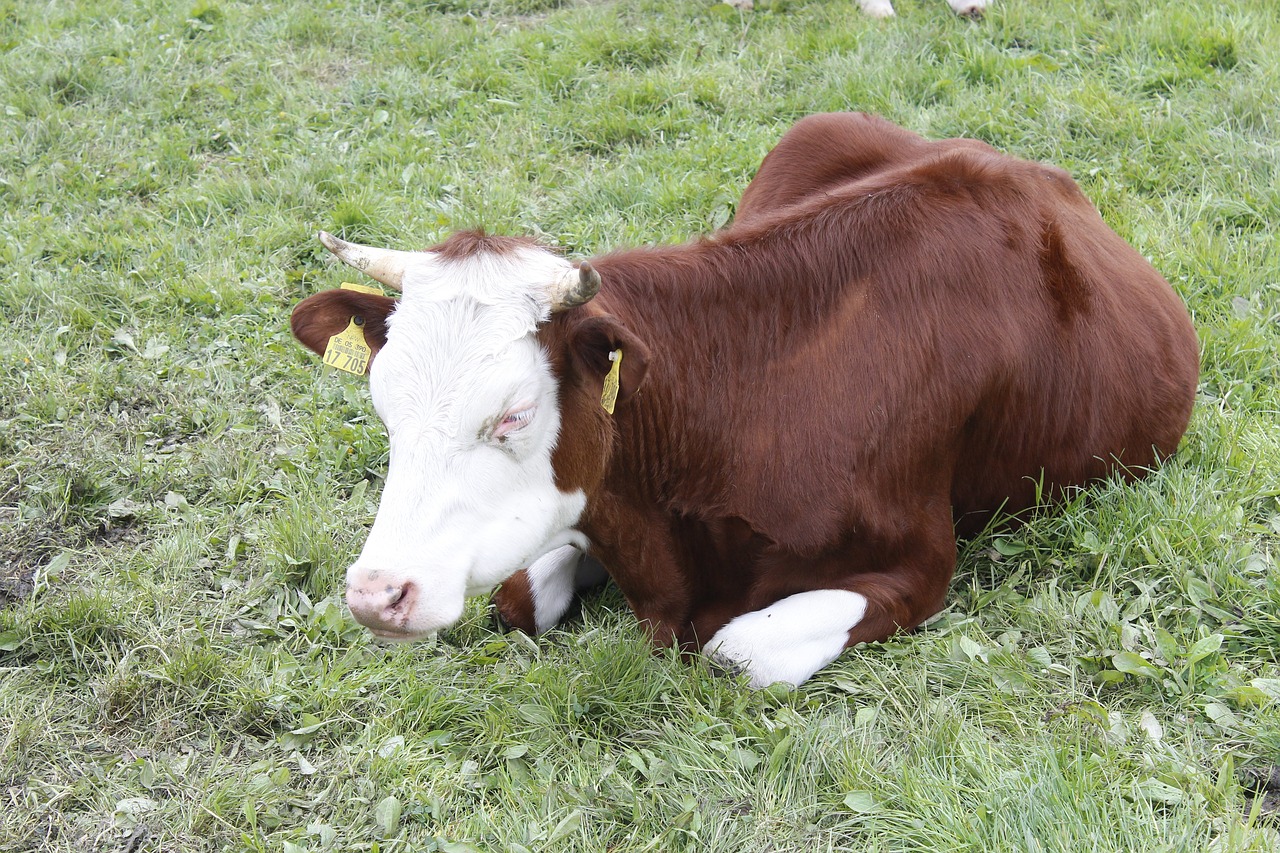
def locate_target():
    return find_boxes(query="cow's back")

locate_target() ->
[734,113,996,226]
[601,116,1198,547]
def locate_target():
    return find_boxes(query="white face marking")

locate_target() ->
[343,244,590,640]
[706,590,869,688]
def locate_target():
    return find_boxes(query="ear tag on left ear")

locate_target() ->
[601,349,623,415]
[323,316,372,375]
[340,281,382,295]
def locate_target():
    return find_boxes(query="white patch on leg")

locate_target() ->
[527,545,585,634]
[859,0,895,18]
[947,0,987,16]
[707,590,869,689]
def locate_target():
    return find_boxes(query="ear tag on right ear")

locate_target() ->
[600,349,623,415]
[323,316,372,375]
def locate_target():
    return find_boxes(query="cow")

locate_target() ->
[724,0,989,19]
[290,112,1199,688]
[862,0,988,18]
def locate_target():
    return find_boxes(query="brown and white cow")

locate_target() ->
[291,112,1198,688]
[860,0,988,18]
[725,0,988,19]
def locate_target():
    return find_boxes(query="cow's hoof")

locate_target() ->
[707,652,746,680]
[491,572,538,634]
[950,0,986,18]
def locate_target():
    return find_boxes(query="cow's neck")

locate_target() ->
[584,223,855,515]
[594,213,865,361]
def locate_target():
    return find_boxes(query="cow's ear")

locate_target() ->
[566,314,650,407]
[291,290,397,363]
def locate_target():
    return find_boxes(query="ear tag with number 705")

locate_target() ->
[322,282,381,375]
[323,316,371,375]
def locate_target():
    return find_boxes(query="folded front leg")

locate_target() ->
[491,546,607,634]
[706,590,871,688]
[859,0,896,18]
[946,0,987,18]
[705,512,955,688]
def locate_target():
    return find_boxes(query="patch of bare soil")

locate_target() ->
[0,522,44,605]
[0,561,34,605]
[1239,766,1280,823]
[0,513,144,606]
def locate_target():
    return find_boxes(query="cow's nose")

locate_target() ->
[346,578,418,634]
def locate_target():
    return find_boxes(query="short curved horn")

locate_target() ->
[549,262,601,312]
[317,231,413,291]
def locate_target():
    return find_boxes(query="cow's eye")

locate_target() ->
[494,405,536,439]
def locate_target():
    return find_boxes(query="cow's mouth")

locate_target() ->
[367,626,426,642]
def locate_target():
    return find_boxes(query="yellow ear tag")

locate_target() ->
[321,282,382,375]
[323,318,372,375]
[600,349,623,415]
[340,281,383,295]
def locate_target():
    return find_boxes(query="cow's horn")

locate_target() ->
[549,262,601,312]
[317,231,411,291]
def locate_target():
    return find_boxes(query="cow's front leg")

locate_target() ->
[858,0,895,17]
[707,513,955,688]
[706,590,871,688]
[946,0,987,18]
[491,546,606,634]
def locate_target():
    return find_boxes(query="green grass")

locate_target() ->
[2,0,1279,850]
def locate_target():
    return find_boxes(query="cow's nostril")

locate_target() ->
[347,577,420,634]
[386,582,415,614]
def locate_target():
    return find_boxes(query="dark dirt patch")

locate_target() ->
[1240,766,1280,791]
[1239,766,1280,823]
[0,566,34,605]
[117,823,152,853]
[90,508,146,547]
[0,529,53,574]
[0,538,42,605]
[0,506,145,606]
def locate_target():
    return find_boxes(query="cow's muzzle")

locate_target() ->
[345,577,420,638]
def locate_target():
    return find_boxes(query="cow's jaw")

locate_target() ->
[341,244,590,640]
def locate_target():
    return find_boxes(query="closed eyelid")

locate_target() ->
[493,403,537,439]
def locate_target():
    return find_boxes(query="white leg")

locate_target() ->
[524,545,586,634]
[947,0,988,17]
[859,0,895,18]
[706,590,869,689]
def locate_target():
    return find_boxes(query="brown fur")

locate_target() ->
[431,229,541,261]
[291,290,398,366]
[495,112,1198,650]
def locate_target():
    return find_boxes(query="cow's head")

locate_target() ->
[291,231,647,640]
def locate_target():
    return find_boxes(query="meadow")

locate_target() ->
[1,0,1278,849]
